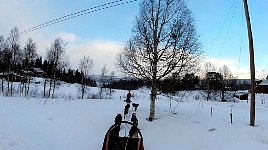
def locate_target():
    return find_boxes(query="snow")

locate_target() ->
[0,82,268,150]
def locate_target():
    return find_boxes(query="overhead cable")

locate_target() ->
[19,0,138,36]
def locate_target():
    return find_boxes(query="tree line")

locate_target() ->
[1,27,253,100]
[0,27,97,98]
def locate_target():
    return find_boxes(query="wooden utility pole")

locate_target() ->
[243,0,256,126]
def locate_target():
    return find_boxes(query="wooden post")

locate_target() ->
[170,96,172,110]
[230,113,233,124]
[243,0,256,127]
[230,109,233,124]
[211,107,213,117]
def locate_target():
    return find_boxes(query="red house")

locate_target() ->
[233,92,249,100]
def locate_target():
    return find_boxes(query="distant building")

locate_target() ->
[0,72,25,82]
[233,92,249,100]
[256,80,268,94]
[30,67,46,77]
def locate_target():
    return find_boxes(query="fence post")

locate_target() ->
[230,110,233,124]
[211,107,213,117]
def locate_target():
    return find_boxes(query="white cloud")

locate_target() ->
[200,57,237,75]
[67,39,123,75]
[0,1,126,76]
[205,58,236,68]
[54,32,77,43]
[19,30,124,76]
[0,0,36,37]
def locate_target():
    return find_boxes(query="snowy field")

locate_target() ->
[0,83,268,150]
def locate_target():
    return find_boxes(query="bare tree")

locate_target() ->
[218,65,234,101]
[203,62,217,77]
[7,27,21,96]
[79,56,93,99]
[100,64,108,99]
[46,38,68,98]
[0,37,12,94]
[204,65,234,102]
[205,72,223,101]
[22,38,37,97]
[0,35,5,93]
[117,0,201,121]
[109,71,115,95]
[218,65,233,80]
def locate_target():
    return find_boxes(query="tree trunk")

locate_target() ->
[24,72,29,97]
[52,79,56,99]
[149,52,157,121]
[20,77,24,95]
[7,77,10,95]
[43,79,47,98]
[24,79,27,97]
[221,90,224,102]
[1,72,4,93]
[81,84,85,99]
[1,78,3,93]
[26,78,31,97]
[48,78,53,98]
[221,84,225,102]
[10,77,13,96]
[100,87,102,99]
[149,17,159,121]
[149,83,157,121]
[207,81,210,101]
[81,77,85,99]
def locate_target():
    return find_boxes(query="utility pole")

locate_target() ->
[243,0,256,126]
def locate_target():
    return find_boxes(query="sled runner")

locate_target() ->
[102,121,144,150]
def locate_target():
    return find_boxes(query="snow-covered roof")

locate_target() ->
[32,67,45,73]
[259,80,268,86]
[234,92,249,96]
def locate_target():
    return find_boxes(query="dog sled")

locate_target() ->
[102,120,144,150]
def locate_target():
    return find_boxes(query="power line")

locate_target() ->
[206,0,237,55]
[237,1,244,78]
[19,0,138,36]
[215,0,238,65]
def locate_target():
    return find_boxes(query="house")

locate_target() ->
[233,92,249,100]
[256,80,268,94]
[31,67,46,77]
[0,72,25,82]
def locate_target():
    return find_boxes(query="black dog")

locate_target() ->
[131,113,138,126]
[124,104,130,117]
[111,114,122,136]
[132,103,139,111]
[114,114,122,125]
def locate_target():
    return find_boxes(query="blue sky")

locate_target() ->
[0,0,267,79]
